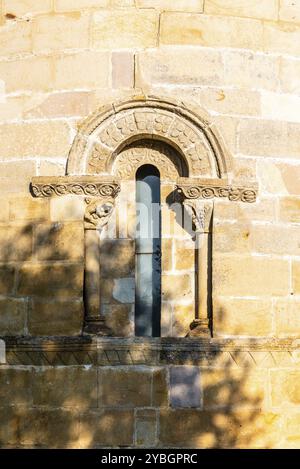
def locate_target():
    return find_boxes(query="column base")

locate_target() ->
[83,317,112,336]
[187,319,211,338]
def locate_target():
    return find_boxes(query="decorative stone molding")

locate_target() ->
[3,337,300,367]
[31,176,120,198]
[177,178,258,203]
[183,199,214,234]
[84,197,115,230]
[67,95,233,179]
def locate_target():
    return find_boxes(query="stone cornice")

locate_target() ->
[2,337,300,367]
[31,176,121,198]
[176,178,258,203]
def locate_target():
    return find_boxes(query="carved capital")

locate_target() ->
[84,197,115,230]
[183,199,213,233]
[177,178,258,203]
[31,176,120,199]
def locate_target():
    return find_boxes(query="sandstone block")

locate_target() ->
[34,222,84,261]
[257,161,300,196]
[0,224,32,261]
[162,238,173,271]
[250,224,300,256]
[194,87,261,117]
[9,196,49,221]
[279,197,300,223]
[28,298,84,335]
[54,51,109,90]
[39,160,66,177]
[160,13,263,50]
[152,368,169,407]
[101,304,134,337]
[99,367,152,407]
[17,262,83,298]
[213,256,289,296]
[20,408,80,447]
[0,368,32,405]
[136,48,224,88]
[170,366,201,408]
[91,9,159,48]
[100,239,135,278]
[213,221,252,254]
[202,368,267,409]
[274,299,300,337]
[0,16,31,56]
[292,261,300,294]
[79,409,134,447]
[261,90,300,124]
[0,121,70,159]
[224,50,279,92]
[136,0,204,11]
[24,91,90,119]
[0,161,37,194]
[214,297,273,337]
[213,198,276,222]
[33,12,90,52]
[204,0,278,21]
[279,0,300,23]
[135,409,157,447]
[173,303,194,337]
[50,196,85,222]
[32,367,97,408]
[0,298,27,336]
[174,239,195,271]
[112,51,134,89]
[5,0,52,16]
[162,274,192,301]
[0,265,15,295]
[280,57,300,95]
[263,21,300,56]
[55,0,109,10]
[239,119,300,158]
[271,371,300,407]
[0,56,53,93]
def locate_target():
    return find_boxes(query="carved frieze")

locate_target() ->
[31,176,120,198]
[177,178,258,203]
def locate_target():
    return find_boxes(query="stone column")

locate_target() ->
[183,199,213,337]
[84,197,116,334]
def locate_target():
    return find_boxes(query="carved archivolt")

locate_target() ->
[67,95,233,179]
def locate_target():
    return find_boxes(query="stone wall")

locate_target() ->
[0,0,300,448]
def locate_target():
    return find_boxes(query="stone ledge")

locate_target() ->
[30,176,120,198]
[2,337,300,367]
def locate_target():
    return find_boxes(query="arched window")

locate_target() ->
[135,165,161,337]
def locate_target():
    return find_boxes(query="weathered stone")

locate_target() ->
[173,304,194,337]
[39,160,66,177]
[279,197,300,223]
[271,371,300,407]
[0,161,37,195]
[34,222,84,261]
[174,239,195,271]
[250,224,300,256]
[137,0,204,11]
[263,21,300,56]
[102,304,134,336]
[100,239,135,278]
[0,16,31,56]
[24,92,90,119]
[54,51,109,89]
[160,13,263,50]
[214,298,273,337]
[0,298,27,336]
[274,299,300,337]
[170,366,201,408]
[0,56,53,93]
[79,409,134,447]
[213,198,276,222]
[162,274,193,301]
[28,299,84,335]
[91,9,159,48]
[19,408,80,448]
[161,238,173,271]
[135,409,157,447]
[292,261,300,294]
[5,0,52,16]
[204,0,278,20]
[0,121,70,159]
[17,263,83,298]
[55,0,109,10]
[112,51,134,89]
[112,278,135,304]
[153,368,169,407]
[0,265,15,295]
[258,161,300,196]
[261,90,300,124]
[202,368,267,409]
[0,368,32,405]
[213,256,290,296]
[32,367,97,408]
[280,56,300,95]
[279,0,300,23]
[136,48,224,88]
[33,12,90,52]
[0,224,32,261]
[50,196,85,222]
[239,119,300,158]
[9,196,49,221]
[99,367,152,407]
